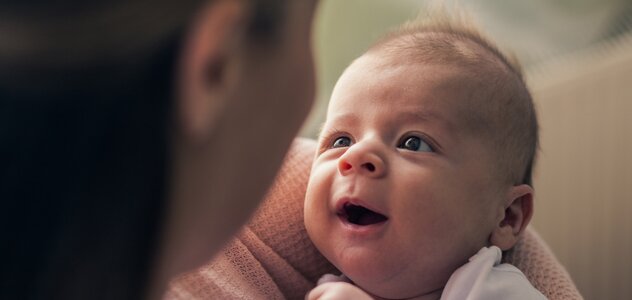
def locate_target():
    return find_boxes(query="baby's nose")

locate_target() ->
[338,150,386,178]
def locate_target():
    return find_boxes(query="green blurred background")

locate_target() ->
[305,0,632,137]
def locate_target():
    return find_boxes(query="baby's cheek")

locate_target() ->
[304,183,331,237]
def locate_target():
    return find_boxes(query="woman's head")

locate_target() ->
[0,1,318,299]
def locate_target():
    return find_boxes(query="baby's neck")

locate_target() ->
[368,287,443,300]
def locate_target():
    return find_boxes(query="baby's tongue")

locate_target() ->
[357,211,387,225]
[346,204,388,225]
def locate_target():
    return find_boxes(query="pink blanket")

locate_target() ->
[165,138,582,299]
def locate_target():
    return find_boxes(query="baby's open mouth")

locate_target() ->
[338,203,388,226]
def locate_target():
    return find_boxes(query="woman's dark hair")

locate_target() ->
[1,26,181,300]
[0,1,287,299]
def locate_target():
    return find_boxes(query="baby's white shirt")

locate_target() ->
[317,246,547,299]
[440,246,547,300]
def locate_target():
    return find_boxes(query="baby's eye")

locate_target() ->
[332,136,352,148]
[398,136,433,152]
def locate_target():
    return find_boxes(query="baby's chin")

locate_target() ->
[335,259,448,300]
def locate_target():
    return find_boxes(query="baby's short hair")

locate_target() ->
[366,6,539,186]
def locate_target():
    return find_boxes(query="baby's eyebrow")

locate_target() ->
[397,110,456,149]
[322,113,360,130]
[318,126,338,141]
[317,113,359,143]
[400,110,441,123]
[398,110,452,130]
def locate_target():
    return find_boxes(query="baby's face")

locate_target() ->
[304,54,506,299]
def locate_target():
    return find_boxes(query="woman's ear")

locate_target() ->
[177,0,246,140]
[490,184,534,250]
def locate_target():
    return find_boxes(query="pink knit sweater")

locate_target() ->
[165,138,582,300]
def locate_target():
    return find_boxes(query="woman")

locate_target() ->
[0,0,318,299]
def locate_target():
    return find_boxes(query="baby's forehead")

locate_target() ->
[339,54,491,118]
[331,68,486,141]
[368,41,516,122]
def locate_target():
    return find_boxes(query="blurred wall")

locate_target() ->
[303,0,419,137]
[528,34,632,300]
[304,0,630,137]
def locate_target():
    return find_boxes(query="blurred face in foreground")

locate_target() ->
[158,0,319,289]
[305,52,508,299]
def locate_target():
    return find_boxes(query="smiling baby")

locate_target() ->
[304,11,546,300]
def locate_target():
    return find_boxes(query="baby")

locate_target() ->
[303,11,547,300]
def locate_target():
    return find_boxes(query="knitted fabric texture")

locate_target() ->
[165,138,582,300]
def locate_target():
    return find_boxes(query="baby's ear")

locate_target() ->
[490,184,534,250]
